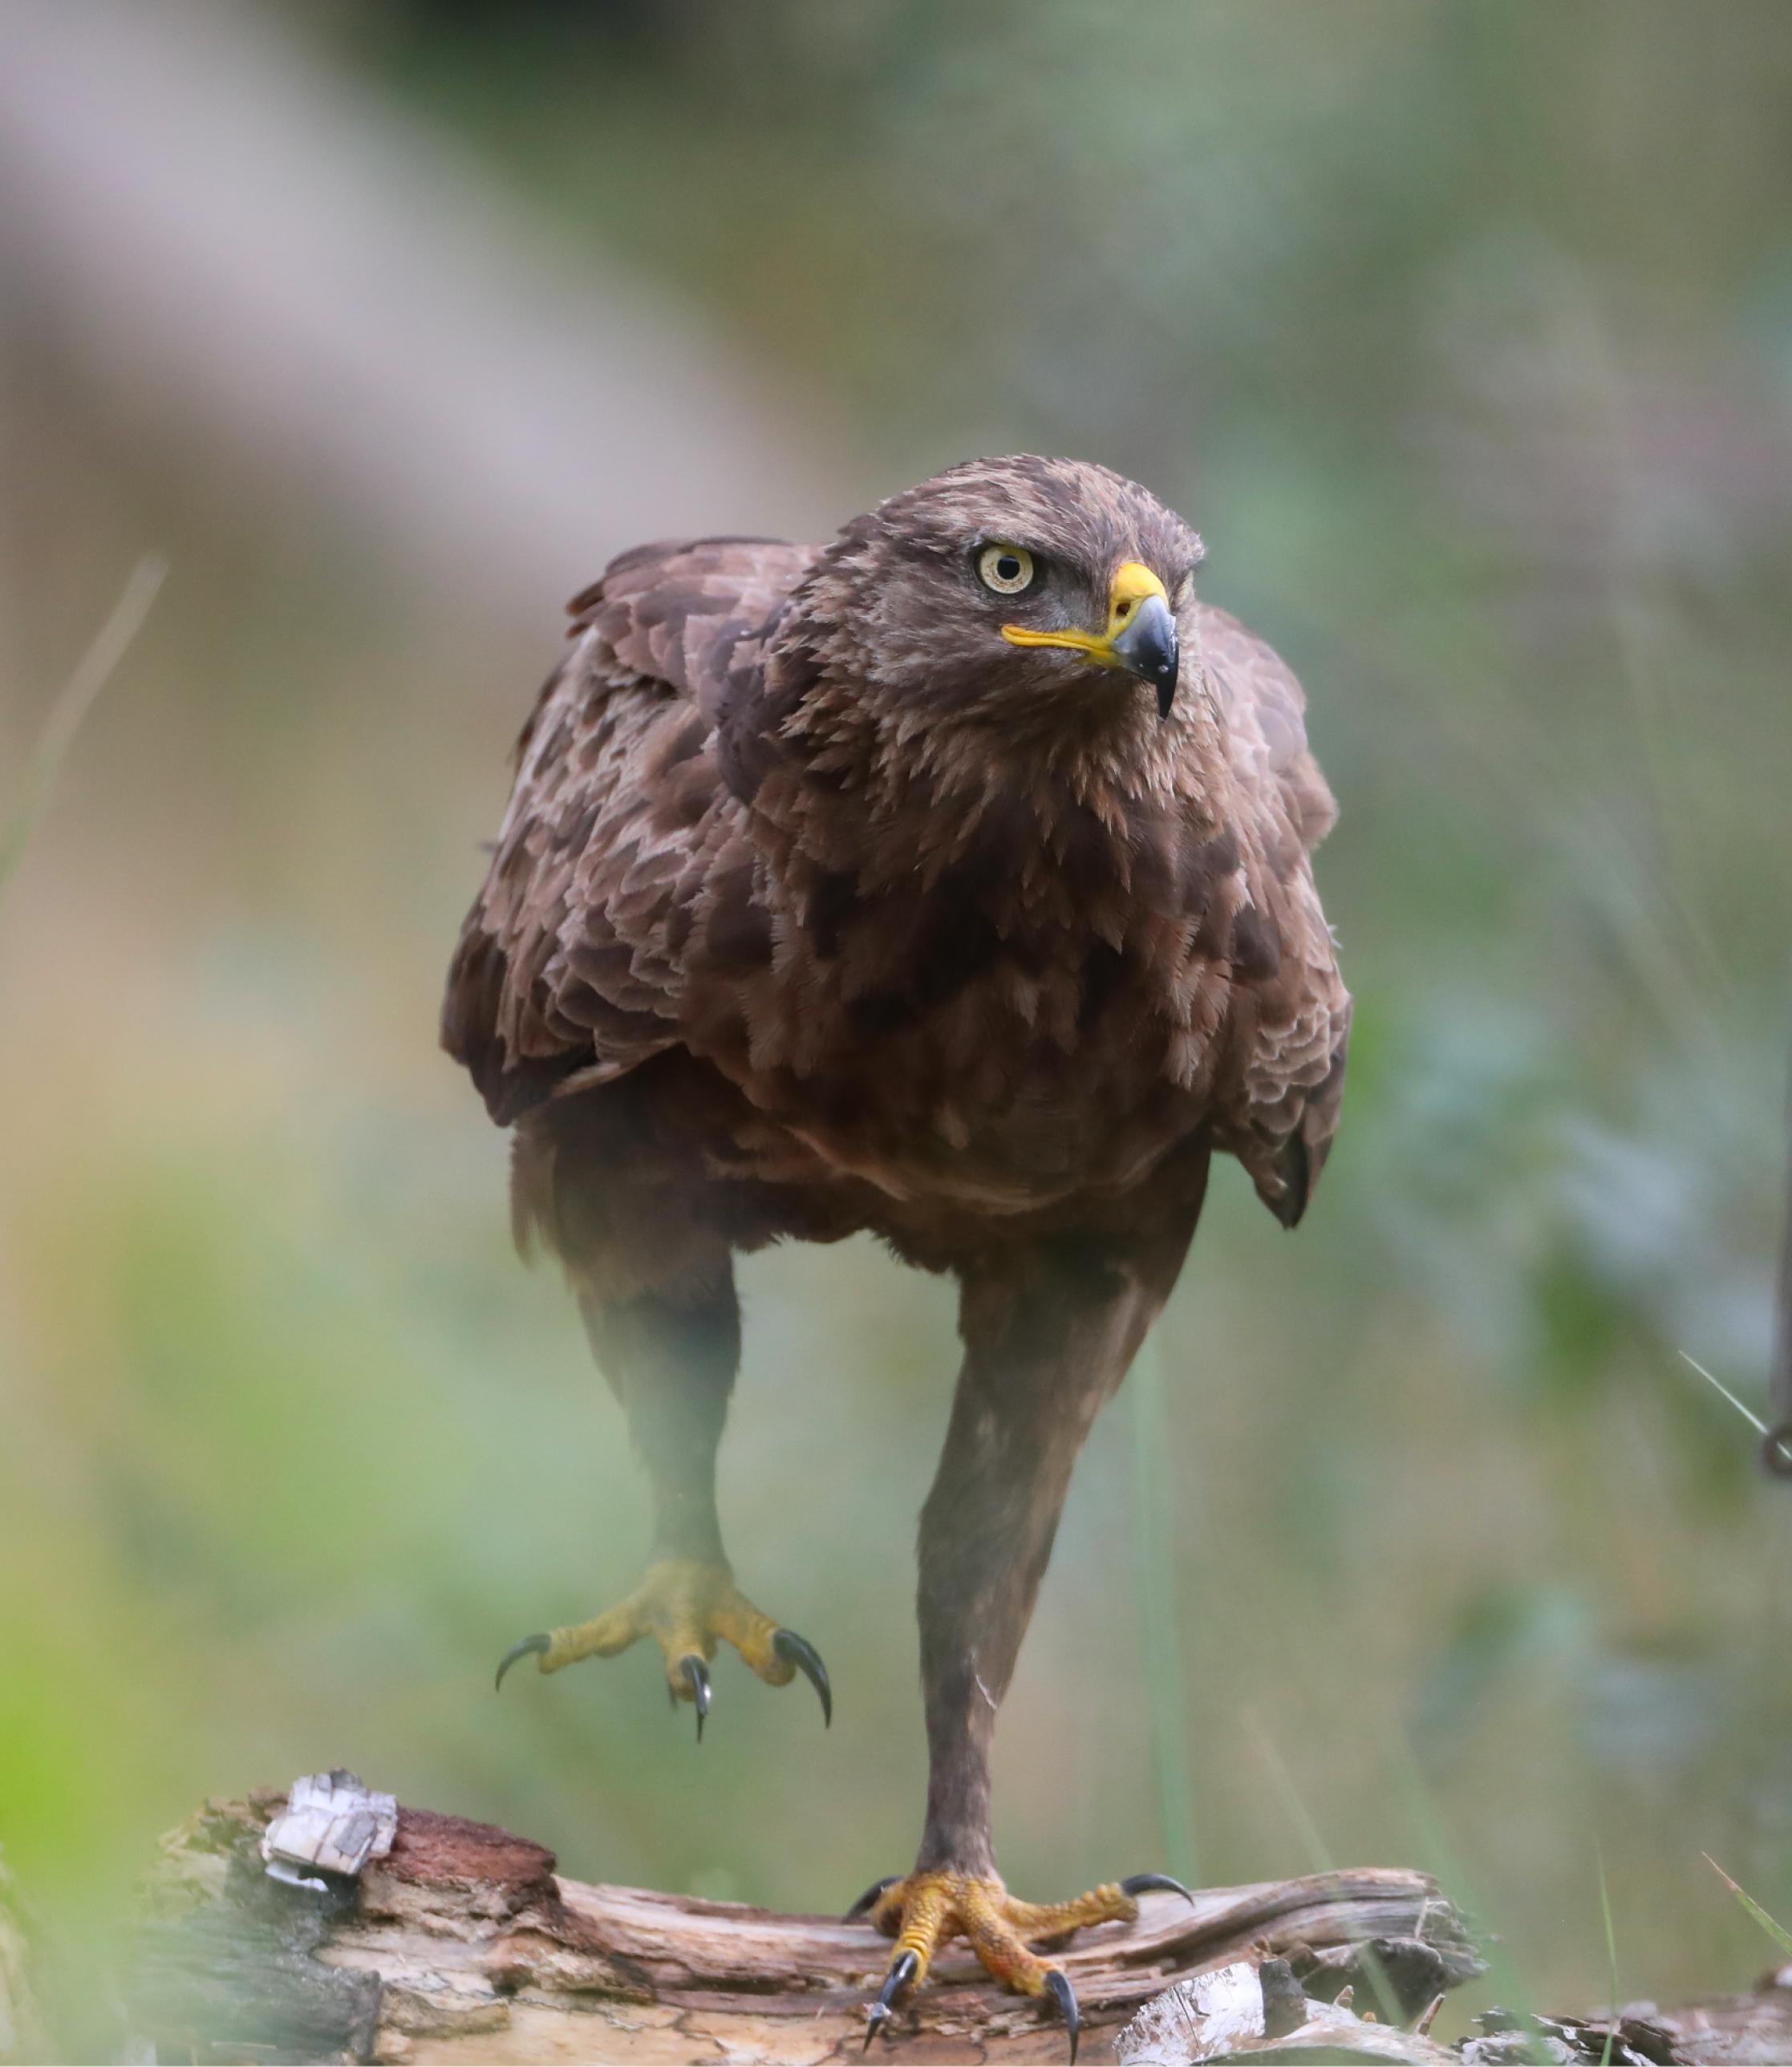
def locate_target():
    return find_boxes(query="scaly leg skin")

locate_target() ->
[495,1556,829,1737]
[849,1870,1193,2060]
[858,1193,1207,2059]
[494,1279,828,1737]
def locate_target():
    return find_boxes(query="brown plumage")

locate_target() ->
[443,455,1349,2041]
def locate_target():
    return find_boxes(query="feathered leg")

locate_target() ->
[857,1163,1207,2055]
[496,1104,829,1732]
[584,1283,738,1571]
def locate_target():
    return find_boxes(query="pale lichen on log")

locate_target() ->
[1115,1956,1464,2063]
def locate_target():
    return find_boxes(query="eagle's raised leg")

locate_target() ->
[855,1188,1205,2057]
[495,1277,829,1734]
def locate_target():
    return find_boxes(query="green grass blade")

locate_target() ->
[1245,1710,1405,2028]
[1129,1336,1198,1887]
[1388,1733,1546,2052]
[1704,1854,1792,1959]
[1595,1838,1618,2067]
[1244,1705,1335,1876]
[0,556,168,901]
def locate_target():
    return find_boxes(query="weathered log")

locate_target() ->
[125,1776,1484,2065]
[1114,1956,1462,2064]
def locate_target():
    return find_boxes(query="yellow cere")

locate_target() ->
[1001,559,1168,666]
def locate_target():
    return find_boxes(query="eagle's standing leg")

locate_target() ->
[854,1183,1206,2055]
[495,1271,830,1733]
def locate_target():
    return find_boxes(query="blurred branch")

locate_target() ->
[0,556,165,902]
[0,2,839,625]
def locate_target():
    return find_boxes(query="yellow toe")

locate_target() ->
[862,1870,1141,1996]
[501,1558,827,1721]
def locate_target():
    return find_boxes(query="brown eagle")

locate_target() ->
[443,456,1349,2053]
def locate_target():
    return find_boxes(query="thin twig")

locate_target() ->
[1677,1351,1768,1437]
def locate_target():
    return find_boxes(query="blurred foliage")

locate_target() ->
[5,0,1792,2041]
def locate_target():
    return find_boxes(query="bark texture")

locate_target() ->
[128,1787,1482,2065]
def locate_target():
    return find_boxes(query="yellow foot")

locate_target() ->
[494,1557,829,1738]
[847,1867,1192,2061]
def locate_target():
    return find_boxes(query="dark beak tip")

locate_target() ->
[1113,590,1178,718]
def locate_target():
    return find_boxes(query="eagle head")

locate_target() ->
[783,455,1205,733]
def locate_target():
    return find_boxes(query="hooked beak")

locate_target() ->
[1001,561,1180,719]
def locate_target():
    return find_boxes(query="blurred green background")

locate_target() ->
[3,0,1791,2041]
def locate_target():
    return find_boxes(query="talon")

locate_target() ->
[1120,1870,1196,1907]
[863,1950,918,2049]
[845,1874,900,1923]
[495,1632,551,1692]
[680,1654,712,1740]
[1044,1968,1080,2065]
[773,1627,833,1726]
[500,1562,813,1722]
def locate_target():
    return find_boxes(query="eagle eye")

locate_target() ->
[976,543,1036,596]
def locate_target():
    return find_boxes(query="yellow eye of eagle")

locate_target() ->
[977,543,1035,595]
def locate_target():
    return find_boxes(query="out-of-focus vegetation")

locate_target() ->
[3,0,1790,2042]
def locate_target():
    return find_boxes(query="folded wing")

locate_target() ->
[441,537,815,1124]
[1198,602,1352,1226]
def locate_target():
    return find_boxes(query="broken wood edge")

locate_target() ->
[126,1785,1486,2064]
[1114,1956,1466,2065]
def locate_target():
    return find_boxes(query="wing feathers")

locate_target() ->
[444,541,1349,1233]
[1196,601,1351,1222]
[441,537,813,1122]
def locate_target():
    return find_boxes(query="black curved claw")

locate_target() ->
[862,1950,918,2050]
[1044,1967,1080,2065]
[773,1627,833,1726]
[844,1874,900,1923]
[680,1654,712,1741]
[1120,1871,1197,1907]
[495,1632,550,1692]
